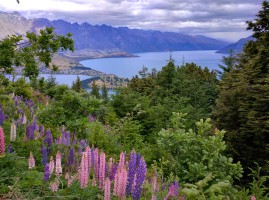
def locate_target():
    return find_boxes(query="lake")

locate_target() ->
[80,50,226,78]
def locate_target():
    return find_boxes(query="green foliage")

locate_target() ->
[90,81,100,98]
[71,76,83,93]
[0,27,74,80]
[156,113,243,190]
[213,1,269,180]
[216,49,238,79]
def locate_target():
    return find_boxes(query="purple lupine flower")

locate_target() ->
[0,106,5,126]
[110,163,118,181]
[26,123,35,140]
[68,148,74,166]
[126,151,137,195]
[44,130,53,147]
[174,181,179,196]
[132,158,147,200]
[136,153,141,167]
[8,144,14,153]
[61,131,70,146]
[44,163,50,181]
[41,145,48,166]
[39,125,45,135]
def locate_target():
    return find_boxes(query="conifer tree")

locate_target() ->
[90,81,100,99]
[213,1,269,180]
[101,83,109,102]
[72,76,83,93]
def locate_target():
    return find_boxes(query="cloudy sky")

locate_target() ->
[0,0,264,42]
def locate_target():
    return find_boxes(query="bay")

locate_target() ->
[80,50,226,78]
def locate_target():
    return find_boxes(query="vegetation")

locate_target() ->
[0,1,269,199]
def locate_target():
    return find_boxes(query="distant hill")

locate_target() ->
[0,12,229,53]
[216,36,254,54]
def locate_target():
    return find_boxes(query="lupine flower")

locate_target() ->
[41,145,48,166]
[108,157,113,176]
[44,163,50,181]
[28,151,35,169]
[132,158,147,200]
[92,176,97,186]
[104,177,111,200]
[44,130,53,147]
[0,107,5,126]
[113,166,128,199]
[68,148,74,166]
[50,179,59,192]
[119,152,125,170]
[80,152,89,188]
[49,156,55,176]
[251,195,256,200]
[55,151,62,177]
[110,163,118,181]
[94,148,99,181]
[86,146,92,171]
[151,174,158,200]
[61,131,70,146]
[10,121,16,141]
[99,151,106,189]
[22,113,27,124]
[89,114,96,122]
[126,151,137,195]
[8,144,14,153]
[0,127,5,155]
[26,123,35,140]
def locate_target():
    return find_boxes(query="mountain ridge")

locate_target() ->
[0,12,229,53]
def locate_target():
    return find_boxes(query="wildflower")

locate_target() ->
[44,163,50,181]
[99,151,106,189]
[126,151,137,195]
[113,166,128,199]
[44,130,53,147]
[49,156,55,176]
[41,145,48,166]
[55,151,62,177]
[80,152,89,188]
[86,146,92,171]
[10,121,16,141]
[22,113,27,124]
[50,179,59,192]
[8,144,14,153]
[251,195,256,200]
[132,158,146,200]
[0,107,5,126]
[118,152,125,170]
[68,148,74,166]
[26,123,35,140]
[28,151,35,169]
[94,148,99,181]
[104,177,111,200]
[0,127,5,155]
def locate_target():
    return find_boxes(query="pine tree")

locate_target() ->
[213,1,269,181]
[101,82,109,102]
[90,81,100,98]
[71,76,82,93]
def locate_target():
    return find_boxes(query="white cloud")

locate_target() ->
[0,0,264,41]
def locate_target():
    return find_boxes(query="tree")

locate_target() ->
[213,1,269,181]
[71,76,83,93]
[90,81,100,99]
[216,49,238,79]
[101,83,109,102]
[0,27,74,80]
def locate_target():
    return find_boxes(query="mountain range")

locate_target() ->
[216,36,254,54]
[0,11,229,53]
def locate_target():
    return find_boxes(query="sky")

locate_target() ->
[0,0,265,42]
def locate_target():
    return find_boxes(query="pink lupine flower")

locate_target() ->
[55,151,62,177]
[50,179,59,192]
[28,151,35,169]
[104,177,111,200]
[49,156,55,176]
[251,195,256,200]
[65,172,70,180]
[99,151,106,189]
[108,157,113,177]
[80,152,89,188]
[22,113,27,124]
[94,148,99,182]
[10,121,16,141]
[118,152,125,170]
[151,175,158,200]
[86,146,92,171]
[113,166,128,199]
[0,127,5,155]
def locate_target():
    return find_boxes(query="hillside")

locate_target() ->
[216,36,254,54]
[1,12,229,53]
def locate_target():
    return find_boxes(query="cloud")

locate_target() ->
[0,0,264,41]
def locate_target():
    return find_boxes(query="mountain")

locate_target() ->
[216,36,254,54]
[0,12,229,53]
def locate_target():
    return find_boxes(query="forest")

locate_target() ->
[0,1,268,199]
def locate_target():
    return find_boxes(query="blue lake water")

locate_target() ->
[80,50,226,78]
